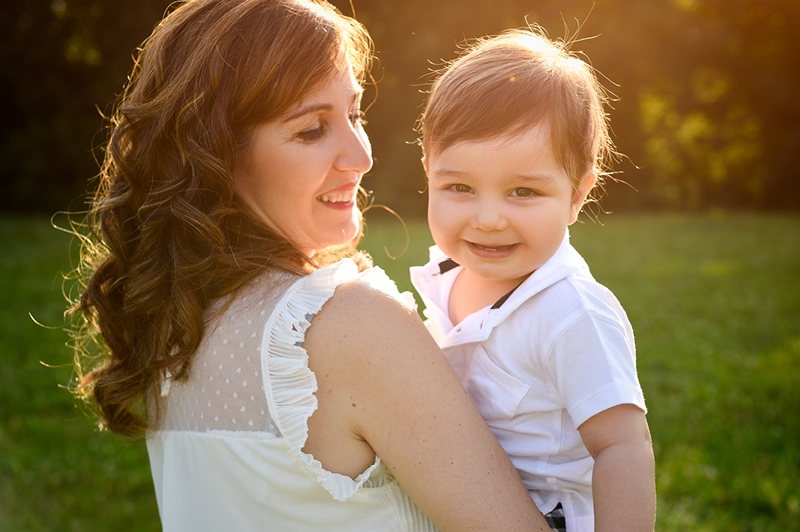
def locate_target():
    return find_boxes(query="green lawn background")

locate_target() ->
[1,213,798,530]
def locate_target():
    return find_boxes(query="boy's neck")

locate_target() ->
[448,268,529,326]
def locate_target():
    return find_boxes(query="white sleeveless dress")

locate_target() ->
[147,260,438,531]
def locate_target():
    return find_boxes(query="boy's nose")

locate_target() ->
[470,202,508,231]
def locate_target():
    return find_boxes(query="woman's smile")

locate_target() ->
[317,182,359,207]
[233,65,372,255]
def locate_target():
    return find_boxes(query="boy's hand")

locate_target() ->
[578,404,656,532]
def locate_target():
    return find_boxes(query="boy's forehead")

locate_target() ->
[426,124,568,183]
[427,117,553,154]
[429,123,554,161]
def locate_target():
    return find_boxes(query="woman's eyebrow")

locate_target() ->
[282,87,364,123]
[282,103,333,123]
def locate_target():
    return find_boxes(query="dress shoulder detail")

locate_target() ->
[260,259,401,501]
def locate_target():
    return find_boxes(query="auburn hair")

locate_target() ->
[69,0,373,437]
[419,28,613,190]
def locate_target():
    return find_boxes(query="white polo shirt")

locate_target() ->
[410,231,646,532]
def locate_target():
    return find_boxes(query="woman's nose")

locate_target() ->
[335,123,373,174]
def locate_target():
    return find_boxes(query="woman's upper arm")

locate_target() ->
[304,281,549,532]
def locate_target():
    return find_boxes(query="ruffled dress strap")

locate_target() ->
[260,259,406,502]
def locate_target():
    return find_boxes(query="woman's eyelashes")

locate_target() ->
[295,109,364,143]
[296,123,326,142]
[349,109,366,127]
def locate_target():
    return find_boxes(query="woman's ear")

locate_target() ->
[568,171,597,224]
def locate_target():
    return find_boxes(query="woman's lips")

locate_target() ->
[317,184,358,209]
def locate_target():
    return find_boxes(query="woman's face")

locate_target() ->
[233,67,372,255]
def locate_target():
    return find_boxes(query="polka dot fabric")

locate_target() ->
[147,261,441,530]
[160,272,298,436]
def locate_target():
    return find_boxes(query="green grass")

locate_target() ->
[567,214,800,530]
[2,213,799,530]
[0,215,159,532]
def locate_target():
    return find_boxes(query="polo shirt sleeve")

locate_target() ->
[545,311,646,428]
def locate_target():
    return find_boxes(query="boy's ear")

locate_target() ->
[569,171,597,225]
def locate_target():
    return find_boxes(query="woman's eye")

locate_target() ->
[349,109,366,127]
[511,187,535,197]
[297,125,325,142]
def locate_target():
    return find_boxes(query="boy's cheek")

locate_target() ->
[428,196,455,227]
[427,199,456,243]
[427,193,443,218]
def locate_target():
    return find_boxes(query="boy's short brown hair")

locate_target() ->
[420,28,612,190]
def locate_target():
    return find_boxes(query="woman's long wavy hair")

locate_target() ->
[69,0,373,437]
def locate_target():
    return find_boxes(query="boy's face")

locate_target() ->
[425,124,594,291]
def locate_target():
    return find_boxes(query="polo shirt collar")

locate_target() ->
[410,230,591,347]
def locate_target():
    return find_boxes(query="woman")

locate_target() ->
[70,1,550,530]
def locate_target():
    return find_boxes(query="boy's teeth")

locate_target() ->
[474,242,515,251]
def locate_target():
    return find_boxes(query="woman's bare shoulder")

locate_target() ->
[303,277,548,531]
[306,276,424,355]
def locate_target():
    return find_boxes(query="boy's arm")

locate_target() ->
[578,404,656,532]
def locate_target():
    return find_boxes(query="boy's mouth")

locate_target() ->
[471,242,516,252]
[467,241,519,258]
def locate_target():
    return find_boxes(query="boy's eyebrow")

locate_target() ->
[431,168,559,185]
[516,173,557,184]
[428,168,467,179]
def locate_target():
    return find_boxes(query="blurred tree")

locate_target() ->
[332,0,610,217]
[1,0,797,214]
[609,0,800,210]
[682,0,800,210]
[334,0,800,214]
[0,0,171,213]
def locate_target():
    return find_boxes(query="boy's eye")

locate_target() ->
[511,187,536,198]
[449,184,472,193]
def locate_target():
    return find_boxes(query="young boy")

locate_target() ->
[410,30,656,532]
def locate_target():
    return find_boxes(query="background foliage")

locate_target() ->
[2,214,799,530]
[2,1,799,529]
[1,0,798,214]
